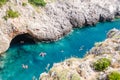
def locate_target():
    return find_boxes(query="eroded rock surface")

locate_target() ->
[0,0,120,53]
[40,29,120,80]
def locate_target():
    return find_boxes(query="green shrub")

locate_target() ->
[22,2,27,6]
[71,73,81,80]
[93,58,111,71]
[28,0,46,7]
[108,71,120,80]
[0,0,7,7]
[4,9,20,20]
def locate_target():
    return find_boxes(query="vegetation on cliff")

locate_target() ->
[0,0,7,7]
[28,0,46,7]
[22,2,27,6]
[108,71,120,80]
[93,58,111,71]
[4,9,20,20]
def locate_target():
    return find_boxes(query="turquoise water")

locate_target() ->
[0,20,120,80]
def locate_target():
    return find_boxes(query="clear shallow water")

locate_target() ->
[0,20,120,80]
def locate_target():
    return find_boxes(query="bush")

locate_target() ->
[108,71,120,80]
[0,0,7,7]
[93,58,111,71]
[22,2,27,6]
[28,0,46,7]
[71,73,81,80]
[4,9,20,20]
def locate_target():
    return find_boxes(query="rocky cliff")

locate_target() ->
[40,29,120,80]
[0,0,120,53]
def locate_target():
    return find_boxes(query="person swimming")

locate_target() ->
[22,64,28,69]
[79,45,84,51]
[20,41,24,44]
[45,63,50,71]
[61,50,64,53]
[39,52,46,57]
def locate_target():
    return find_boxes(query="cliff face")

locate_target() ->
[40,29,120,80]
[0,0,120,53]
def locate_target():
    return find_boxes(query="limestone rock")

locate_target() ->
[0,30,10,53]
[0,0,120,53]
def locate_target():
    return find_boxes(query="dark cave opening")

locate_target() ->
[10,33,36,47]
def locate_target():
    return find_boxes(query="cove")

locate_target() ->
[0,20,120,80]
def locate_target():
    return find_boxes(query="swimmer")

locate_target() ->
[39,52,46,57]
[32,76,37,80]
[61,50,64,53]
[22,64,25,69]
[25,65,28,69]
[45,64,50,71]
[20,41,24,44]
[79,45,84,51]
[22,64,28,69]
[79,47,83,51]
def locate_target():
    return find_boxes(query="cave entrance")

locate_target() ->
[10,33,36,47]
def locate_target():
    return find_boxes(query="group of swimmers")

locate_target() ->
[22,52,46,69]
[22,46,84,69]
[22,64,28,69]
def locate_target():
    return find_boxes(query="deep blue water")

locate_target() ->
[0,20,120,80]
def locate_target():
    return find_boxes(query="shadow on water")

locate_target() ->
[10,33,36,48]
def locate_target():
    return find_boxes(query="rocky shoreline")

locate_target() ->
[40,28,120,80]
[0,0,120,53]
